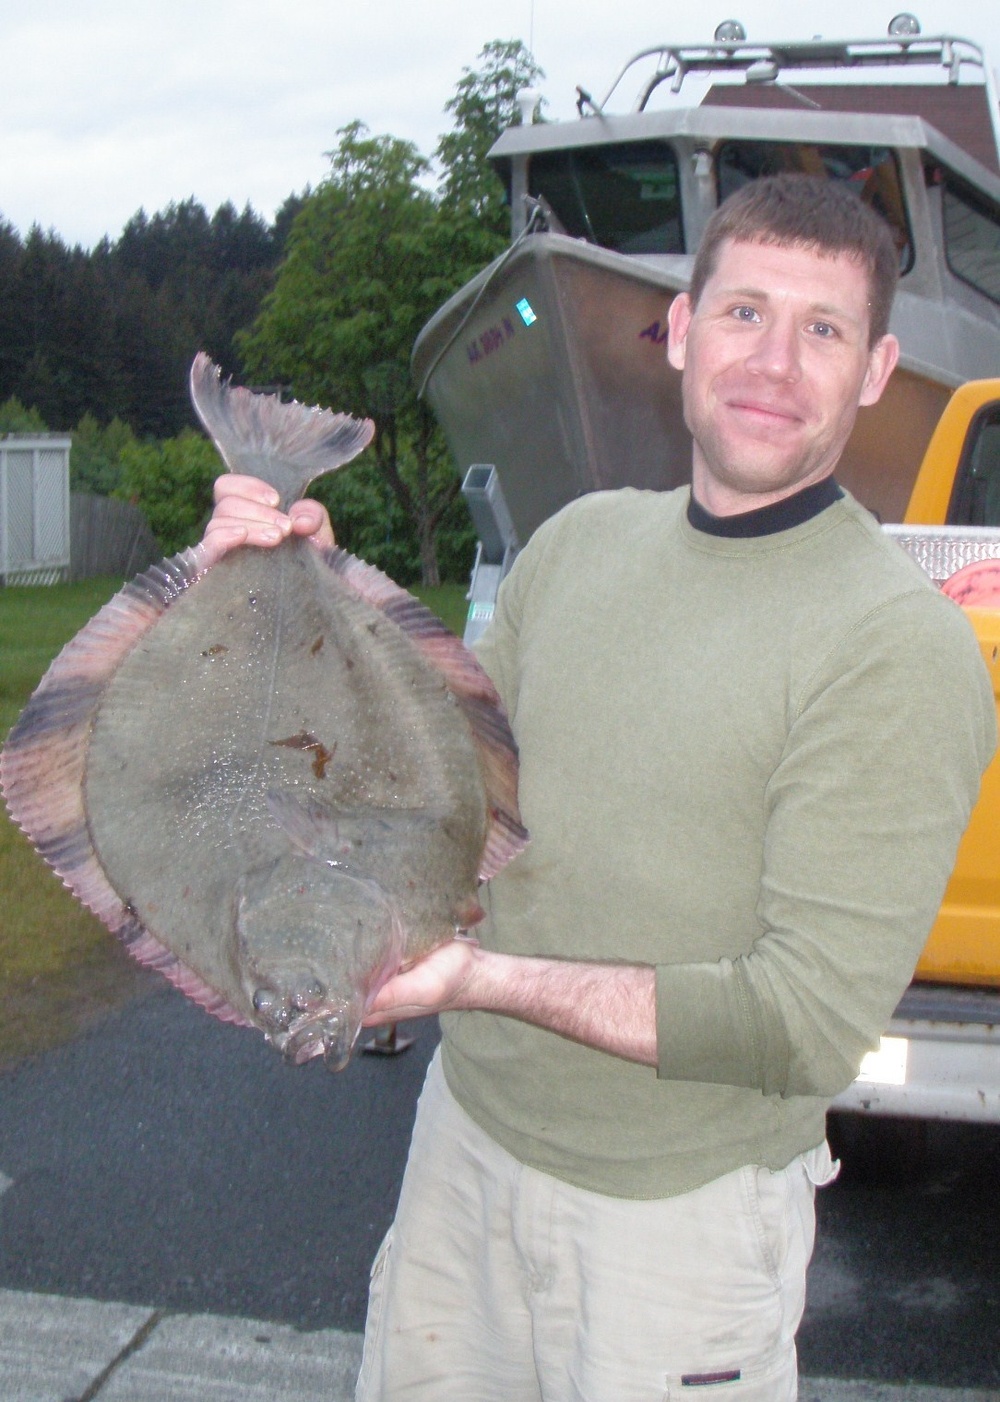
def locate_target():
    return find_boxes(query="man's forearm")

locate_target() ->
[455,947,658,1067]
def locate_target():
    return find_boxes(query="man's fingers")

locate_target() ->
[212,474,280,508]
[202,475,336,561]
[198,522,249,569]
[288,501,335,549]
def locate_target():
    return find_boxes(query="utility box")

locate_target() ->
[0,435,72,585]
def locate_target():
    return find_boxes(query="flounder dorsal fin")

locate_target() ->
[0,550,253,1030]
[190,353,375,511]
[322,548,529,881]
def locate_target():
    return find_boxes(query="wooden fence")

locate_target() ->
[70,494,160,582]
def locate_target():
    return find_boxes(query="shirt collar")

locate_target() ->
[687,476,844,539]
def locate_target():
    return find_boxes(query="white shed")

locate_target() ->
[0,435,72,585]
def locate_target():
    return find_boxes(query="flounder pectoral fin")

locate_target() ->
[452,895,486,930]
[266,789,443,863]
[320,550,530,881]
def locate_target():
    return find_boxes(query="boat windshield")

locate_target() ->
[940,172,1000,304]
[525,136,915,270]
[527,141,684,254]
[717,141,914,271]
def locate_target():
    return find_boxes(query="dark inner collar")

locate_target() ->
[687,476,844,538]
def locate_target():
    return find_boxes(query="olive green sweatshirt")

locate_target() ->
[440,486,996,1199]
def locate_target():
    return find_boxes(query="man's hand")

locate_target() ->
[364,941,659,1068]
[200,474,335,567]
[364,937,481,1024]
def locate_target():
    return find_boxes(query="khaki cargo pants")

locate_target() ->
[356,1051,836,1402]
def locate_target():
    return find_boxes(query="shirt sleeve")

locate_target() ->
[655,589,997,1098]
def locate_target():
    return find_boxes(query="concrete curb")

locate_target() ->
[1,1288,362,1402]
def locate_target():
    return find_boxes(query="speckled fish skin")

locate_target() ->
[0,355,528,1070]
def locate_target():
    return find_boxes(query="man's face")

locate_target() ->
[667,237,899,516]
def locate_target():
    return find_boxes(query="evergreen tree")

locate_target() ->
[0,396,48,435]
[0,221,26,404]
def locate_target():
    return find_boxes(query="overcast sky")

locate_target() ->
[3,0,998,250]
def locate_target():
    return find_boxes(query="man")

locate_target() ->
[203,176,995,1400]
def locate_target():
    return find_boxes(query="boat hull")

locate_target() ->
[414,233,958,538]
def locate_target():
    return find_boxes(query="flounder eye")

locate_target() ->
[253,987,291,1028]
[290,979,326,1010]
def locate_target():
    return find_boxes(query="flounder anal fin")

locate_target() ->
[189,353,375,511]
[321,547,529,882]
[0,545,252,1031]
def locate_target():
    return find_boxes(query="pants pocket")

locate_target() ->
[354,1229,393,1401]
[663,1338,797,1400]
[802,1139,840,1189]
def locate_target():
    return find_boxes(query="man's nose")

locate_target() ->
[745,319,801,381]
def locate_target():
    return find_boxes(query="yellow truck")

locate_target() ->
[830,378,1000,1122]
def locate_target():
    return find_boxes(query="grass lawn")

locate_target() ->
[0,571,470,1067]
[413,581,468,639]
[0,577,141,1065]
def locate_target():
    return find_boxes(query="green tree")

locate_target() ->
[435,39,545,235]
[239,36,543,585]
[239,122,469,585]
[0,221,26,404]
[70,412,136,494]
[115,430,222,554]
[0,396,48,434]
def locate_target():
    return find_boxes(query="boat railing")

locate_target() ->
[587,34,990,115]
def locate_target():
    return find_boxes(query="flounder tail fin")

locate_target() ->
[190,353,375,511]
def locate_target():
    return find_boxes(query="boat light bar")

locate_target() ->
[596,32,987,112]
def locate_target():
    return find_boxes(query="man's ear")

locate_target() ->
[859,333,900,407]
[666,293,693,372]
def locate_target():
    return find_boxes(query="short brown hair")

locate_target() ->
[689,174,899,344]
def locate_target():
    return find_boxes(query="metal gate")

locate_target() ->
[0,435,72,585]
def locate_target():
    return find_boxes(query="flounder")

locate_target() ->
[0,355,528,1070]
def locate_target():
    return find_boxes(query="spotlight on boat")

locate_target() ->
[746,58,779,82]
[888,13,921,36]
[714,20,747,42]
[516,88,542,125]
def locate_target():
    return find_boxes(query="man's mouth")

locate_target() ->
[725,397,803,427]
[723,395,802,420]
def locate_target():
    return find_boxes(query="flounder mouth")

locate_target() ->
[255,990,359,1071]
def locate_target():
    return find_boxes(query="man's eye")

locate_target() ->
[811,321,837,338]
[732,305,760,322]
